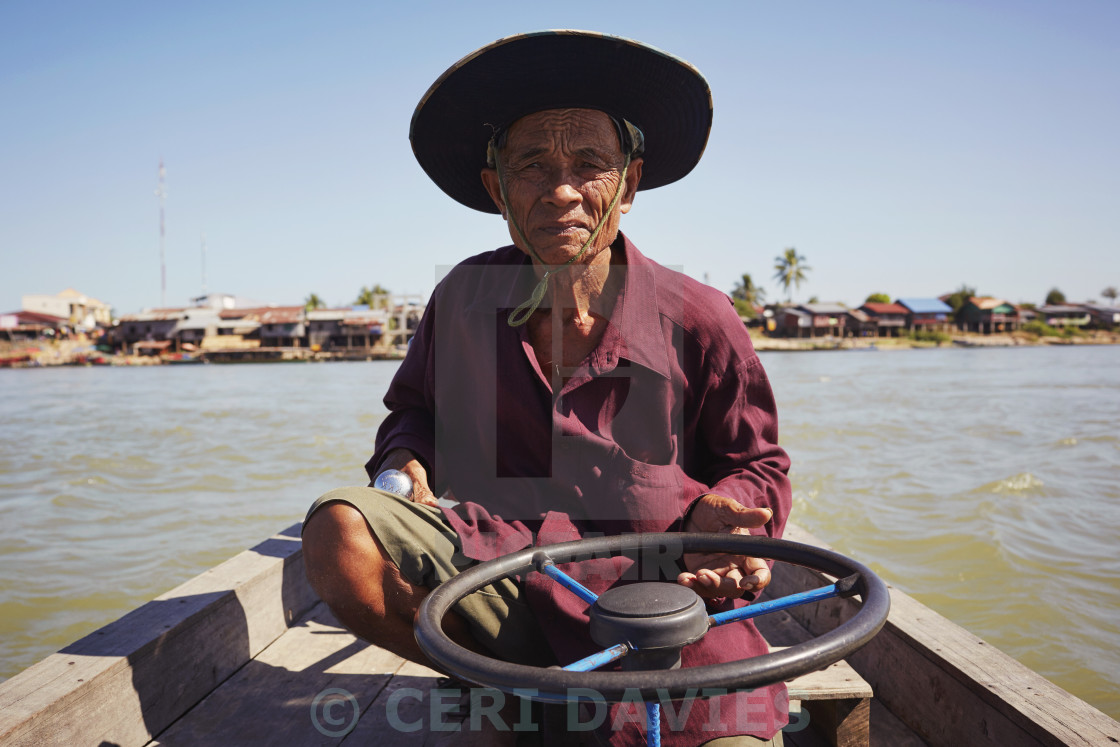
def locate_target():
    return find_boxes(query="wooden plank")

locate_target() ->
[808,697,869,747]
[755,607,817,647]
[767,647,872,701]
[0,523,318,747]
[767,646,870,747]
[343,661,510,746]
[784,701,831,747]
[758,607,928,746]
[784,700,927,747]
[768,523,1120,747]
[866,700,928,747]
[152,602,405,746]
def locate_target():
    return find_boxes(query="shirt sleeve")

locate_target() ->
[684,303,792,542]
[364,292,438,483]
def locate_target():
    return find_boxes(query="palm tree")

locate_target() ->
[304,293,326,312]
[773,247,810,303]
[1101,286,1117,303]
[354,284,391,309]
[731,273,765,317]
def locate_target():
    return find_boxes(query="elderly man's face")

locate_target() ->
[481,108,643,266]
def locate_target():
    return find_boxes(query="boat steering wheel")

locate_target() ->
[415,532,890,704]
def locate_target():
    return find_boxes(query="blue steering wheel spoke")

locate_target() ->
[534,553,599,605]
[563,642,631,672]
[708,572,862,628]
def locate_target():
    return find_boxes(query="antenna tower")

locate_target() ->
[201,232,208,297]
[155,160,167,307]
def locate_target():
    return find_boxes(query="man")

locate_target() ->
[303,31,791,746]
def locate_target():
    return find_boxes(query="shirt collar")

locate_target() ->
[462,246,536,315]
[598,234,672,381]
[461,233,673,381]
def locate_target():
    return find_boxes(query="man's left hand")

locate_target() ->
[677,494,774,600]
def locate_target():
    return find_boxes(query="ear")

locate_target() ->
[480,168,506,218]
[619,157,643,214]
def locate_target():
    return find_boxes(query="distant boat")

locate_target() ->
[161,352,205,365]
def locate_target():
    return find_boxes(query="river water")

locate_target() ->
[1,345,1117,719]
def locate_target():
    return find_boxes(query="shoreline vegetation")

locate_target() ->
[0,340,408,368]
[751,328,1120,351]
[2,329,1120,368]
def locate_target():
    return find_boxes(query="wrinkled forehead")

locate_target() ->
[501,108,624,154]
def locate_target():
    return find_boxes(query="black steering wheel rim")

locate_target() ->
[416,532,890,702]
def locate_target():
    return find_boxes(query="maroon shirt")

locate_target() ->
[370,235,792,744]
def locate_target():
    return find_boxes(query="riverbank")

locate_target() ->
[4,330,1119,367]
[0,339,407,368]
[750,329,1120,351]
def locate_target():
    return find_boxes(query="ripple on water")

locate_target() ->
[978,472,1046,496]
[50,492,108,510]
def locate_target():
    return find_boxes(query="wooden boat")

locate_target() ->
[1,522,1117,746]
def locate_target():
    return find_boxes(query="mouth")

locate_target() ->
[536,221,590,237]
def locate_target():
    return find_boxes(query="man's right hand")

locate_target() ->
[376,448,438,506]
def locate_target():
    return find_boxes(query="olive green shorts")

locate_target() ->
[305,487,784,746]
[303,486,553,666]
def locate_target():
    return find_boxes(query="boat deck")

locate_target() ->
[148,599,900,746]
[2,522,1116,747]
[150,600,483,745]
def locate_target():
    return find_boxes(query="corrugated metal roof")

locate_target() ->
[799,303,848,314]
[220,307,267,320]
[8,310,69,325]
[258,308,304,324]
[861,302,908,315]
[898,298,952,313]
[970,297,1009,311]
[306,308,349,321]
[170,310,221,331]
[216,319,261,330]
[120,309,190,322]
[1038,304,1089,314]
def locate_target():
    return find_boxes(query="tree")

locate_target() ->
[730,273,765,317]
[944,284,976,314]
[773,247,810,302]
[304,293,326,312]
[355,284,391,309]
[1045,288,1066,305]
[865,292,891,304]
[1102,286,1118,303]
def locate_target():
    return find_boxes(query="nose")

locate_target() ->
[541,170,582,208]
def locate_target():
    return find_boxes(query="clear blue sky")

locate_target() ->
[2,0,1118,315]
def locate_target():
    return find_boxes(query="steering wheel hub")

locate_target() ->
[589,582,709,670]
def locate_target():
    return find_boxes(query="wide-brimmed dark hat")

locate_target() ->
[410,30,713,214]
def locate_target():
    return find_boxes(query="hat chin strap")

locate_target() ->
[500,153,632,328]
